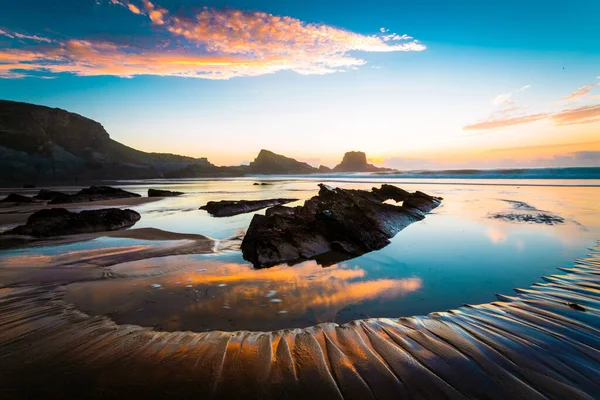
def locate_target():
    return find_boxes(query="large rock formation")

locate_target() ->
[0,100,213,185]
[241,184,441,267]
[332,151,394,172]
[3,208,141,237]
[200,198,299,217]
[49,186,140,204]
[248,150,319,174]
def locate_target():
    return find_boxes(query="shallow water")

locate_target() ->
[2,178,599,331]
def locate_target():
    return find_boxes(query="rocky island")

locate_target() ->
[2,207,141,237]
[241,184,441,267]
[332,151,394,172]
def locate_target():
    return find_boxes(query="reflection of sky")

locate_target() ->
[65,254,422,331]
[3,179,599,331]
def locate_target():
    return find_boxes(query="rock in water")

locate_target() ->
[49,186,140,204]
[372,184,410,202]
[200,198,299,217]
[0,193,35,203]
[148,188,184,197]
[241,184,441,267]
[33,189,68,201]
[3,208,141,237]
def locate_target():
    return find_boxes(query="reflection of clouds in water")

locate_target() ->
[65,258,422,330]
[486,226,507,243]
[182,268,422,320]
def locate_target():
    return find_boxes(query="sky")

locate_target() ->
[0,0,599,169]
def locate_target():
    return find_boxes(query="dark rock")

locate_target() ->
[33,189,68,201]
[3,208,141,237]
[332,151,395,172]
[241,184,441,267]
[0,100,215,185]
[200,198,299,217]
[0,193,34,203]
[490,213,565,225]
[23,184,36,188]
[372,184,410,202]
[403,191,443,213]
[253,182,272,186]
[318,165,332,173]
[248,150,319,174]
[148,188,184,197]
[490,199,564,225]
[49,186,140,204]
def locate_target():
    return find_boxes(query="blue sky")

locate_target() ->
[1,0,599,167]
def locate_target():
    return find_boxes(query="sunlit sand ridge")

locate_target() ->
[1,245,599,398]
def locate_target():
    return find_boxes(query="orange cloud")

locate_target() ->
[564,83,598,101]
[127,3,142,14]
[0,3,424,80]
[550,104,600,126]
[462,113,548,131]
[141,0,167,25]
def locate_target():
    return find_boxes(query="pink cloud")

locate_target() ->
[551,104,600,126]
[462,113,548,131]
[141,0,167,25]
[564,83,598,101]
[0,3,424,80]
[463,104,600,131]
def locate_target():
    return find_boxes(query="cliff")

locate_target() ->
[0,100,212,184]
[247,149,319,174]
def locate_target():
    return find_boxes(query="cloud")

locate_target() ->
[551,104,600,126]
[463,103,600,131]
[0,2,425,80]
[519,84,531,91]
[462,113,548,131]
[0,29,52,43]
[564,83,598,101]
[382,149,600,170]
[141,0,167,25]
[127,3,142,14]
[492,92,513,106]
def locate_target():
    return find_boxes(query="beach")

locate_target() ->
[0,177,599,397]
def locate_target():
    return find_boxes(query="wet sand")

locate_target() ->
[0,196,162,227]
[0,227,217,286]
[0,245,599,398]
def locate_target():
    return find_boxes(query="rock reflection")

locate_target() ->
[64,258,422,331]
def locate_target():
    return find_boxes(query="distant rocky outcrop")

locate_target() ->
[200,198,299,217]
[33,189,68,201]
[148,188,184,197]
[241,184,441,267]
[0,193,35,203]
[248,150,319,174]
[2,208,141,237]
[0,100,213,185]
[0,101,400,185]
[333,151,394,172]
[49,186,140,204]
[318,165,332,173]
